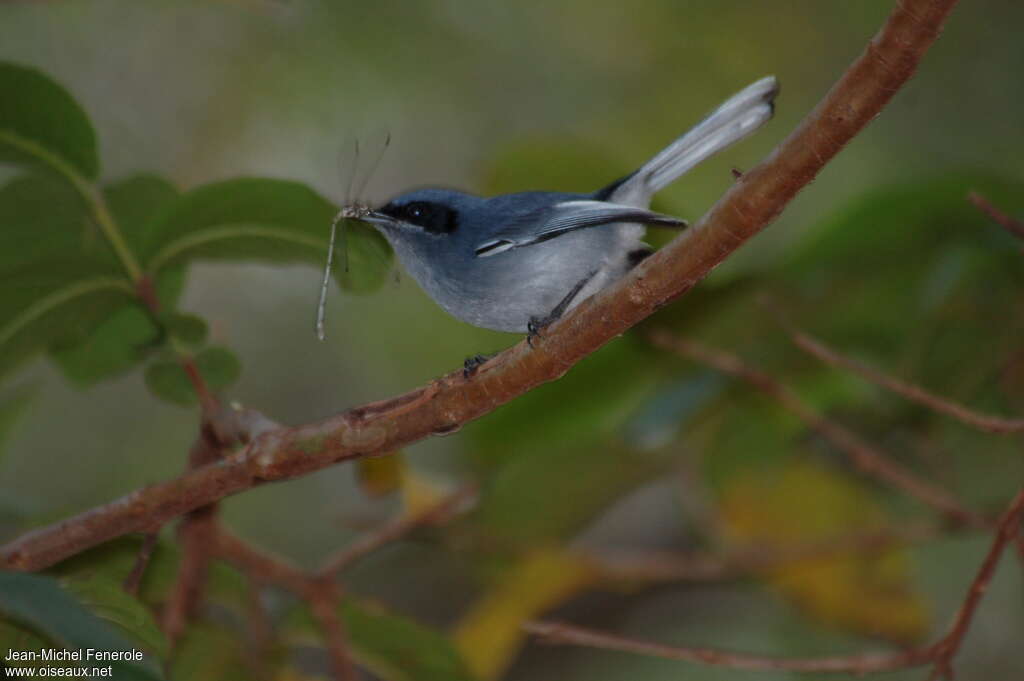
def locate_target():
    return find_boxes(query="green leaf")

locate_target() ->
[789,174,1024,270]
[286,597,476,681]
[62,576,168,659]
[169,621,256,681]
[144,178,392,293]
[51,303,161,386]
[144,346,241,405]
[52,536,249,615]
[143,360,194,405]
[103,174,180,263]
[466,339,657,467]
[0,263,134,379]
[0,386,34,522]
[165,313,208,348]
[194,346,241,391]
[0,174,95,273]
[0,173,146,379]
[0,61,99,181]
[343,599,477,681]
[476,438,667,547]
[0,572,163,680]
[0,385,32,452]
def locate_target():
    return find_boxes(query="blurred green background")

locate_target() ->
[0,1,1022,680]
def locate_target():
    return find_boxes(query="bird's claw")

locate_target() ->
[526,315,554,348]
[463,354,493,378]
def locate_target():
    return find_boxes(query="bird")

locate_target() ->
[340,77,778,343]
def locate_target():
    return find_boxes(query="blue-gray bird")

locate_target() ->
[348,77,778,338]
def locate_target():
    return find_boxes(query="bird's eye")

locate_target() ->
[405,202,431,220]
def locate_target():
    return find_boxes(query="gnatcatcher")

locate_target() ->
[339,77,778,341]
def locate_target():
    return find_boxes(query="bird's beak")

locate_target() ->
[338,204,397,228]
[361,210,395,225]
[353,210,400,229]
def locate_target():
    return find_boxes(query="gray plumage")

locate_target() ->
[354,76,778,333]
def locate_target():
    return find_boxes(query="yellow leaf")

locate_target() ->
[719,462,929,642]
[400,468,451,517]
[453,548,596,680]
[356,452,404,497]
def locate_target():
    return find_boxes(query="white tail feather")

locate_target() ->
[610,76,778,206]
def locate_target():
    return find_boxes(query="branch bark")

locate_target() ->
[0,0,962,572]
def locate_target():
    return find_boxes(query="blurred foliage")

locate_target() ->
[720,462,929,643]
[0,572,164,679]
[1,3,1023,680]
[0,62,392,404]
[285,598,477,681]
[453,549,595,680]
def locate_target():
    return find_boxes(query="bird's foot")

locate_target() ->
[463,353,494,378]
[526,314,558,348]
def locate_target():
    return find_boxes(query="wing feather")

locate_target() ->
[475,200,685,257]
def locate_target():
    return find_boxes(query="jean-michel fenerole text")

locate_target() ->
[5,649,144,662]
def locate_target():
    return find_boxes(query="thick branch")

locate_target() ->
[160,426,224,645]
[0,0,961,572]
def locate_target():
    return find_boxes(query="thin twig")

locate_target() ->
[0,0,963,572]
[925,487,1024,680]
[213,528,359,681]
[213,485,471,681]
[244,576,274,681]
[308,581,360,681]
[317,483,477,578]
[527,489,1024,676]
[968,191,1024,240]
[649,331,983,527]
[214,528,309,592]
[526,620,934,673]
[122,531,160,596]
[782,324,1024,434]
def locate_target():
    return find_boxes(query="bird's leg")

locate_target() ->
[527,269,599,348]
[462,353,494,378]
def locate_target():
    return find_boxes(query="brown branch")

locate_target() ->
[122,531,160,596]
[213,527,310,593]
[649,331,983,527]
[968,191,1024,241]
[0,0,962,572]
[308,582,360,681]
[213,529,359,681]
[213,489,472,681]
[527,488,1024,676]
[316,483,477,578]
[782,324,1024,434]
[160,426,224,645]
[926,487,1024,679]
[243,576,274,681]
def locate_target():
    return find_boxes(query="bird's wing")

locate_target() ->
[474,200,686,257]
